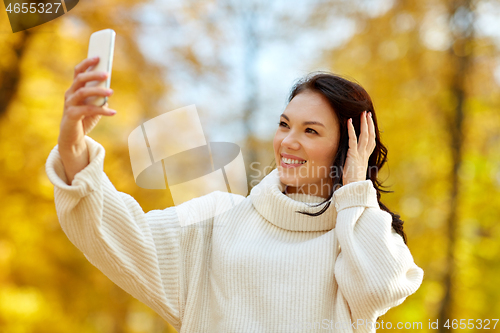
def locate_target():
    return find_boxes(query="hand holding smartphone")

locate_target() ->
[84,29,116,106]
[58,29,117,184]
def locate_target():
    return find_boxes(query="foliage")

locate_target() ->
[0,0,499,332]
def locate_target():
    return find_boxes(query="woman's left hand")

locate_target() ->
[342,111,376,186]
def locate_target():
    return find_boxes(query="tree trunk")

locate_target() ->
[438,0,474,330]
[0,30,32,118]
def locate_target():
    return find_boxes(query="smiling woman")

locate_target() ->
[269,72,408,243]
[46,59,423,333]
[274,90,341,199]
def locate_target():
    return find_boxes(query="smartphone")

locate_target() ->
[84,29,116,106]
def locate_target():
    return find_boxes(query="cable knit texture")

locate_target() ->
[45,136,424,333]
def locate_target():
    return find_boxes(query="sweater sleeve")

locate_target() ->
[333,180,424,329]
[45,136,219,330]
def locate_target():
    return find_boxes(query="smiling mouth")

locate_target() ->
[281,157,307,166]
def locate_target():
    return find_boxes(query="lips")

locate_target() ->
[280,153,306,161]
[278,152,308,169]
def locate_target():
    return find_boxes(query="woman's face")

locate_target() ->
[273,90,340,198]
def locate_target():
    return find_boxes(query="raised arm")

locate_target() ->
[333,180,424,329]
[47,136,186,328]
[50,56,185,325]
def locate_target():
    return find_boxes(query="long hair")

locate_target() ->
[268,72,407,244]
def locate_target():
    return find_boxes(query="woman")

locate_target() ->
[46,57,423,332]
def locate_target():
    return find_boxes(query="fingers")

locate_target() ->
[367,112,376,152]
[358,111,369,149]
[347,118,358,153]
[65,104,117,121]
[66,86,113,107]
[348,111,377,153]
[74,57,100,79]
[356,111,377,152]
[66,71,109,98]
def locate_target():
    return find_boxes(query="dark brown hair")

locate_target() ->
[269,72,407,244]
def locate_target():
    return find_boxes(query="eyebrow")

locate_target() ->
[280,114,325,128]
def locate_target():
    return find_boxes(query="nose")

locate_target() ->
[281,131,301,151]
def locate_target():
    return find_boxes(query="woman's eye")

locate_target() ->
[306,128,318,134]
[278,122,318,134]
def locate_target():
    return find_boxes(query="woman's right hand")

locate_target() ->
[59,56,116,149]
[58,57,116,184]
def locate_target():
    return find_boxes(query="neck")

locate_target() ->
[251,168,338,231]
[284,179,335,199]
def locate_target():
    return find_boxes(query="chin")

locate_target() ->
[278,172,304,187]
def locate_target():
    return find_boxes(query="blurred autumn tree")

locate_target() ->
[1,0,499,332]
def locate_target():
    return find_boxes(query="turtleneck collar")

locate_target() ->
[249,168,337,232]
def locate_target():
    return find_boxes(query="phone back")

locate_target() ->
[85,29,116,106]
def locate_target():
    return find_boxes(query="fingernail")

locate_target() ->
[109,110,117,114]
[369,112,372,117]
[93,56,99,60]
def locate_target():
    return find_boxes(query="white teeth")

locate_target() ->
[282,157,306,165]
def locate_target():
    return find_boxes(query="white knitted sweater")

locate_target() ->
[45,136,423,333]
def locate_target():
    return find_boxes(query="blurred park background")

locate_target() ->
[1,0,500,332]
